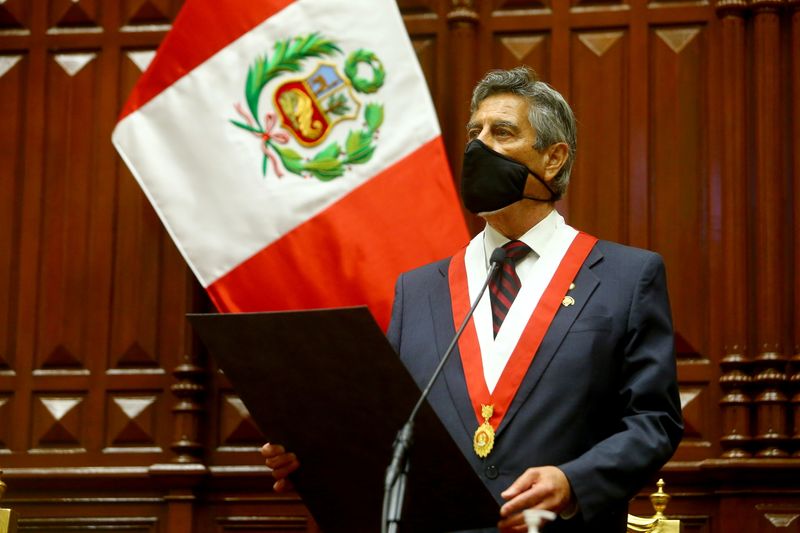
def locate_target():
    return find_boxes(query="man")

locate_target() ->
[263,67,683,532]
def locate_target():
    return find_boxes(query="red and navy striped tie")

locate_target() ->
[489,240,532,337]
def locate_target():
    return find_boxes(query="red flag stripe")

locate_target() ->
[206,136,468,331]
[119,0,294,121]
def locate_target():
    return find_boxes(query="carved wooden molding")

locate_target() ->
[169,355,205,464]
[750,0,784,11]
[715,0,749,17]
[447,0,479,24]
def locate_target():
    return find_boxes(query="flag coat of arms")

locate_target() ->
[112,0,468,329]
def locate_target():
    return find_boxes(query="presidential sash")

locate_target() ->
[448,231,598,457]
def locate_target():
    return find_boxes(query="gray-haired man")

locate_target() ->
[265,67,683,532]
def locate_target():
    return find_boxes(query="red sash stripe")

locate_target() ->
[448,232,598,429]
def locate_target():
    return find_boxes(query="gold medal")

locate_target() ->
[473,404,495,458]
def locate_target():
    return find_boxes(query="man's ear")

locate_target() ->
[543,142,569,181]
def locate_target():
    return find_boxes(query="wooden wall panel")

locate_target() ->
[568,29,627,243]
[0,394,11,450]
[121,0,182,26]
[493,0,550,12]
[47,0,101,30]
[492,33,550,79]
[37,51,102,372]
[793,0,800,458]
[216,395,263,451]
[31,394,86,450]
[0,1,30,29]
[111,48,172,373]
[0,54,25,375]
[648,25,709,357]
[1,0,799,531]
[105,394,161,451]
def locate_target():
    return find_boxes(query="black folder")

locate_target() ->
[188,307,499,532]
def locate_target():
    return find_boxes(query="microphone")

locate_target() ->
[382,247,507,533]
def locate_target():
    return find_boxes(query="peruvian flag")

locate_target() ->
[112,0,468,329]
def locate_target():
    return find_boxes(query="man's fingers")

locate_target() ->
[264,451,298,470]
[270,462,300,479]
[500,484,549,518]
[497,511,526,532]
[265,454,300,481]
[500,466,572,518]
[500,468,540,500]
[261,442,286,457]
[261,443,300,482]
[273,478,294,493]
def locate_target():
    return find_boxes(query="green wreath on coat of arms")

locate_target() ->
[230,33,385,181]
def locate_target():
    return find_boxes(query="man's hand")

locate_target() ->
[261,442,300,493]
[497,466,573,532]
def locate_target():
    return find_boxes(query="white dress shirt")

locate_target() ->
[463,209,578,392]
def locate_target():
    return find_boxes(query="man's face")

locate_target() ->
[466,93,559,202]
[466,93,540,173]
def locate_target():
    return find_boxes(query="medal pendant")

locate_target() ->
[473,404,495,458]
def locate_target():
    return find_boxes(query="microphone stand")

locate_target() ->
[381,248,507,533]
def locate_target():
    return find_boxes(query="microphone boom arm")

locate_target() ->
[381,248,507,532]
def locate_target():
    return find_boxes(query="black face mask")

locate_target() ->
[460,139,559,214]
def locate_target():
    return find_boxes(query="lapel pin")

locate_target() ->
[562,295,575,307]
[569,283,575,291]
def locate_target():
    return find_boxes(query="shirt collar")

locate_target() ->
[484,209,563,260]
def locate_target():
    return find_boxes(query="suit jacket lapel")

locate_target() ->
[496,246,604,436]
[428,260,478,443]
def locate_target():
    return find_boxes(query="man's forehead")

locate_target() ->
[470,93,529,121]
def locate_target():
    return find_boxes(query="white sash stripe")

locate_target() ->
[464,218,579,393]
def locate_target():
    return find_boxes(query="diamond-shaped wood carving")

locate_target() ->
[397,0,438,15]
[107,395,157,446]
[116,341,158,368]
[679,386,704,439]
[0,56,22,81]
[49,0,99,29]
[53,52,96,77]
[122,0,174,26]
[675,331,701,358]
[0,342,11,370]
[571,0,626,7]
[0,395,11,448]
[655,28,701,55]
[127,50,156,73]
[220,395,263,446]
[40,343,84,369]
[0,0,29,30]
[578,32,624,58]
[32,395,84,448]
[500,35,546,62]
[493,0,549,11]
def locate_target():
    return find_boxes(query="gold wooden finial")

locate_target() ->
[649,478,671,519]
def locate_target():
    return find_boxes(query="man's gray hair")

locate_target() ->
[470,66,577,197]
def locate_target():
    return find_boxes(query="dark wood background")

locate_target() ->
[0,0,798,531]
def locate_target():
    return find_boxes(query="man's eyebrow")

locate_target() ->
[492,120,519,130]
[465,119,519,131]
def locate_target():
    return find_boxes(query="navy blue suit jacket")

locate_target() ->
[386,240,683,532]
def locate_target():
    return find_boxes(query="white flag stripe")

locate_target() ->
[112,0,440,287]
